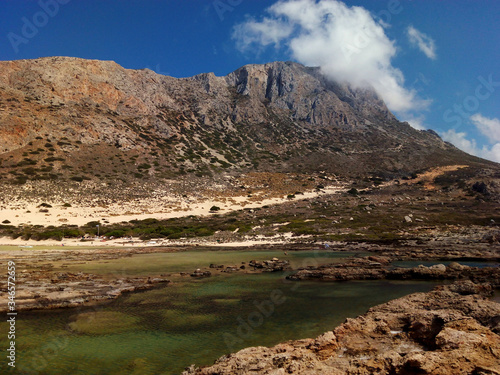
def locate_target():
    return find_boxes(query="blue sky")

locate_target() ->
[1,0,499,162]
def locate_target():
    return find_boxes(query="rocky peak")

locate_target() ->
[0,56,485,184]
[224,61,395,127]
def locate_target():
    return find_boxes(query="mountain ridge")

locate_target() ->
[0,56,494,189]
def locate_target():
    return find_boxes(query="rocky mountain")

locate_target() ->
[0,56,493,187]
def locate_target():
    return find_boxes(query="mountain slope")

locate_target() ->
[0,56,492,188]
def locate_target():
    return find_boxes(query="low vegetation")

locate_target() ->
[0,176,498,243]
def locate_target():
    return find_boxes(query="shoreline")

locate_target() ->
[0,234,309,248]
[1,241,498,313]
[184,281,500,374]
[2,239,499,373]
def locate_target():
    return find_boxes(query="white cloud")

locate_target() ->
[470,114,500,143]
[407,25,437,60]
[233,18,293,51]
[441,129,500,163]
[232,0,429,113]
[401,114,426,130]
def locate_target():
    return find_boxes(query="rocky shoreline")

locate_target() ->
[0,268,170,312]
[1,241,498,312]
[286,256,500,287]
[184,281,500,375]
[0,246,176,312]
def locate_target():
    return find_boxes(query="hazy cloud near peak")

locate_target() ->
[232,0,430,114]
[407,25,437,60]
[401,114,426,131]
[471,114,500,143]
[442,117,500,163]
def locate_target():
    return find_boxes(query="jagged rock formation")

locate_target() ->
[0,57,490,188]
[184,282,500,375]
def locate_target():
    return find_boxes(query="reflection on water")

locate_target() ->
[1,250,438,375]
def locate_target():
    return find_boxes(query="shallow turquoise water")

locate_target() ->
[1,250,437,375]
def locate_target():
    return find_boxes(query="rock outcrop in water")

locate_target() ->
[184,282,500,375]
[286,257,500,287]
[249,258,291,272]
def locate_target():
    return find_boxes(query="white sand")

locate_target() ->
[0,186,341,227]
[0,185,342,246]
[0,232,309,248]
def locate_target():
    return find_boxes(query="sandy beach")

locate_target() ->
[0,185,342,227]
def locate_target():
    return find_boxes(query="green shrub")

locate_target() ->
[44,157,65,162]
[23,167,37,175]
[106,229,127,238]
[17,158,37,167]
[12,177,28,185]
[347,188,359,195]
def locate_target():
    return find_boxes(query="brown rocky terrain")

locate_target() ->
[0,57,494,192]
[184,282,500,375]
[0,56,499,235]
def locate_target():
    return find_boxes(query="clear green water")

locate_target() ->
[59,248,359,276]
[1,250,437,375]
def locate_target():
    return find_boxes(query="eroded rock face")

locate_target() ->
[184,282,500,375]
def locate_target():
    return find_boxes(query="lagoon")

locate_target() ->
[1,249,438,375]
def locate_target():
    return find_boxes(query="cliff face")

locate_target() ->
[0,57,487,186]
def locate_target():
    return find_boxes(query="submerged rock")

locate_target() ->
[190,270,212,277]
[209,264,224,269]
[249,259,291,272]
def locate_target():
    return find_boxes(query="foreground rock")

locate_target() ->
[184,282,500,374]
